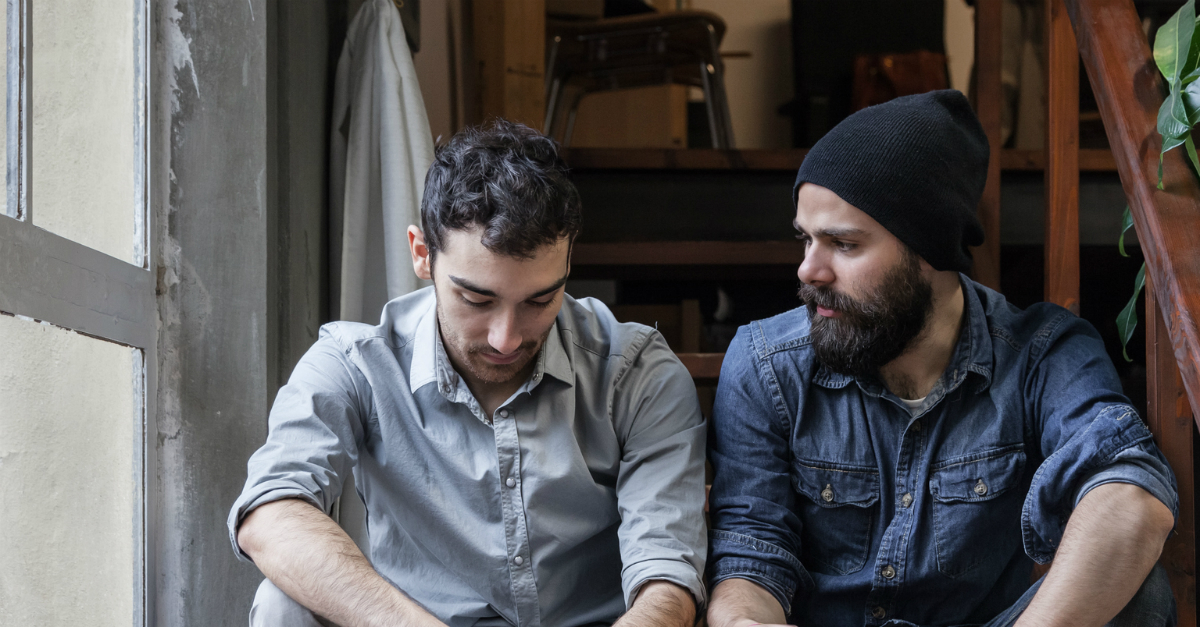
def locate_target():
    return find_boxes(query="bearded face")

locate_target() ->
[799,248,934,379]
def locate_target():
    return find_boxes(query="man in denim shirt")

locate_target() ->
[706,91,1178,627]
[231,121,706,627]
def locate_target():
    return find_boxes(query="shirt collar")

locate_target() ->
[812,274,994,396]
[408,300,575,397]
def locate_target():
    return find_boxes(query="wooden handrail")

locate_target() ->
[1065,0,1200,429]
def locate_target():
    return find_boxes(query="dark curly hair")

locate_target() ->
[420,119,582,260]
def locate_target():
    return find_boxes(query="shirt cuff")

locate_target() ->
[707,529,810,616]
[1072,455,1179,522]
[622,558,707,610]
[227,486,324,563]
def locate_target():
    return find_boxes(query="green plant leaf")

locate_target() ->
[1187,134,1200,177]
[1117,262,1147,362]
[1158,89,1191,141]
[1119,205,1134,257]
[1184,78,1200,124]
[1156,0,1197,85]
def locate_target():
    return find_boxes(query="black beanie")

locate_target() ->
[793,90,988,273]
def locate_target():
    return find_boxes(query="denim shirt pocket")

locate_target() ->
[928,444,1027,578]
[792,461,880,576]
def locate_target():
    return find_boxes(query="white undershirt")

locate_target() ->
[900,396,927,415]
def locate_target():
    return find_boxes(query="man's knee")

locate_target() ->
[250,578,329,627]
[1110,563,1176,627]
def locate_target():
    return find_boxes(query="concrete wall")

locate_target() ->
[0,316,135,626]
[153,0,270,623]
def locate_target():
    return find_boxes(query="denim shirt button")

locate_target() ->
[901,493,913,508]
[974,480,988,496]
[821,484,834,502]
[506,477,516,488]
[911,420,922,432]
[881,565,896,579]
[872,606,887,619]
[499,409,510,419]
[513,555,524,565]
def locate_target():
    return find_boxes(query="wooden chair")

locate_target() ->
[543,11,734,148]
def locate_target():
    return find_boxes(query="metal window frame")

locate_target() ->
[0,0,153,624]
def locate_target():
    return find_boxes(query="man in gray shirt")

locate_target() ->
[229,121,706,627]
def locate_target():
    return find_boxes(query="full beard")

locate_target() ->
[799,251,934,379]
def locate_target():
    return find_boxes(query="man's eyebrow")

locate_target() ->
[792,220,866,239]
[448,275,497,297]
[448,273,569,300]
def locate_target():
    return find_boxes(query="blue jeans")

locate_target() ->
[877,564,1176,627]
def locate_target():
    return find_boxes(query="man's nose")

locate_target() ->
[488,310,523,355]
[797,246,833,287]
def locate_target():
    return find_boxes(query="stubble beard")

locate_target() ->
[799,250,934,380]
[436,301,549,385]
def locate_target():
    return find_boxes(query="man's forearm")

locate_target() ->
[613,580,696,627]
[237,498,446,627]
[707,578,788,627]
[1016,482,1174,627]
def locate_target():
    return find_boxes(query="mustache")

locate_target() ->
[468,340,539,357]
[798,283,876,325]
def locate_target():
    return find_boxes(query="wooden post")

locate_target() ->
[473,0,546,129]
[1044,0,1080,314]
[972,0,1003,291]
[1146,276,1197,626]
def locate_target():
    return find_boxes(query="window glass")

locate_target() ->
[30,0,135,260]
[0,313,136,625]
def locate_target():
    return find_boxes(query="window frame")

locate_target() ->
[0,0,153,624]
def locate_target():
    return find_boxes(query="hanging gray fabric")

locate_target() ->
[330,0,434,325]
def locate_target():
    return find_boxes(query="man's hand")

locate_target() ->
[613,580,696,627]
[238,498,448,627]
[1014,482,1173,627]
[707,578,789,627]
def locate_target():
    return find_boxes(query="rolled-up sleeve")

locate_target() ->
[227,329,372,563]
[612,330,708,608]
[706,325,811,616]
[1021,313,1178,564]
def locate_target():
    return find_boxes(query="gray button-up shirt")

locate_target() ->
[228,288,707,627]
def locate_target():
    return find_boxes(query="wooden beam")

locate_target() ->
[677,352,724,386]
[972,0,1003,291]
[572,241,802,266]
[1064,0,1200,431]
[562,147,1118,172]
[473,0,545,129]
[1147,277,1197,626]
[1044,0,1080,314]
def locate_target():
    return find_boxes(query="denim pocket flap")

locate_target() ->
[929,445,1026,503]
[793,462,880,509]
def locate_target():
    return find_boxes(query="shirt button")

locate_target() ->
[513,555,523,565]
[974,479,988,496]
[901,493,913,508]
[821,484,834,502]
[872,606,887,619]
[499,409,509,418]
[506,477,516,488]
[881,565,896,579]
[911,420,922,432]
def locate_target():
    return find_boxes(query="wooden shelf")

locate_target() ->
[677,352,724,384]
[573,240,801,266]
[561,147,1119,172]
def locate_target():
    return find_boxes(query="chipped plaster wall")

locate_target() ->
[154,0,270,623]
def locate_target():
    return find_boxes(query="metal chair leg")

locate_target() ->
[705,24,734,149]
[700,61,721,149]
[544,76,566,138]
[563,90,587,146]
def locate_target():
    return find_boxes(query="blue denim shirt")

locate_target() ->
[707,276,1177,627]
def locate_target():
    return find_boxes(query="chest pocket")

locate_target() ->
[793,462,880,576]
[928,445,1027,578]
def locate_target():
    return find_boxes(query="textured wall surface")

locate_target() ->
[32,0,136,261]
[0,315,134,626]
[153,0,270,623]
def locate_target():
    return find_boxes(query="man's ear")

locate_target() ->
[408,225,433,281]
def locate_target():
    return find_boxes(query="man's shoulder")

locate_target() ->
[558,294,662,362]
[965,278,1090,355]
[739,306,814,358]
[319,286,436,350]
